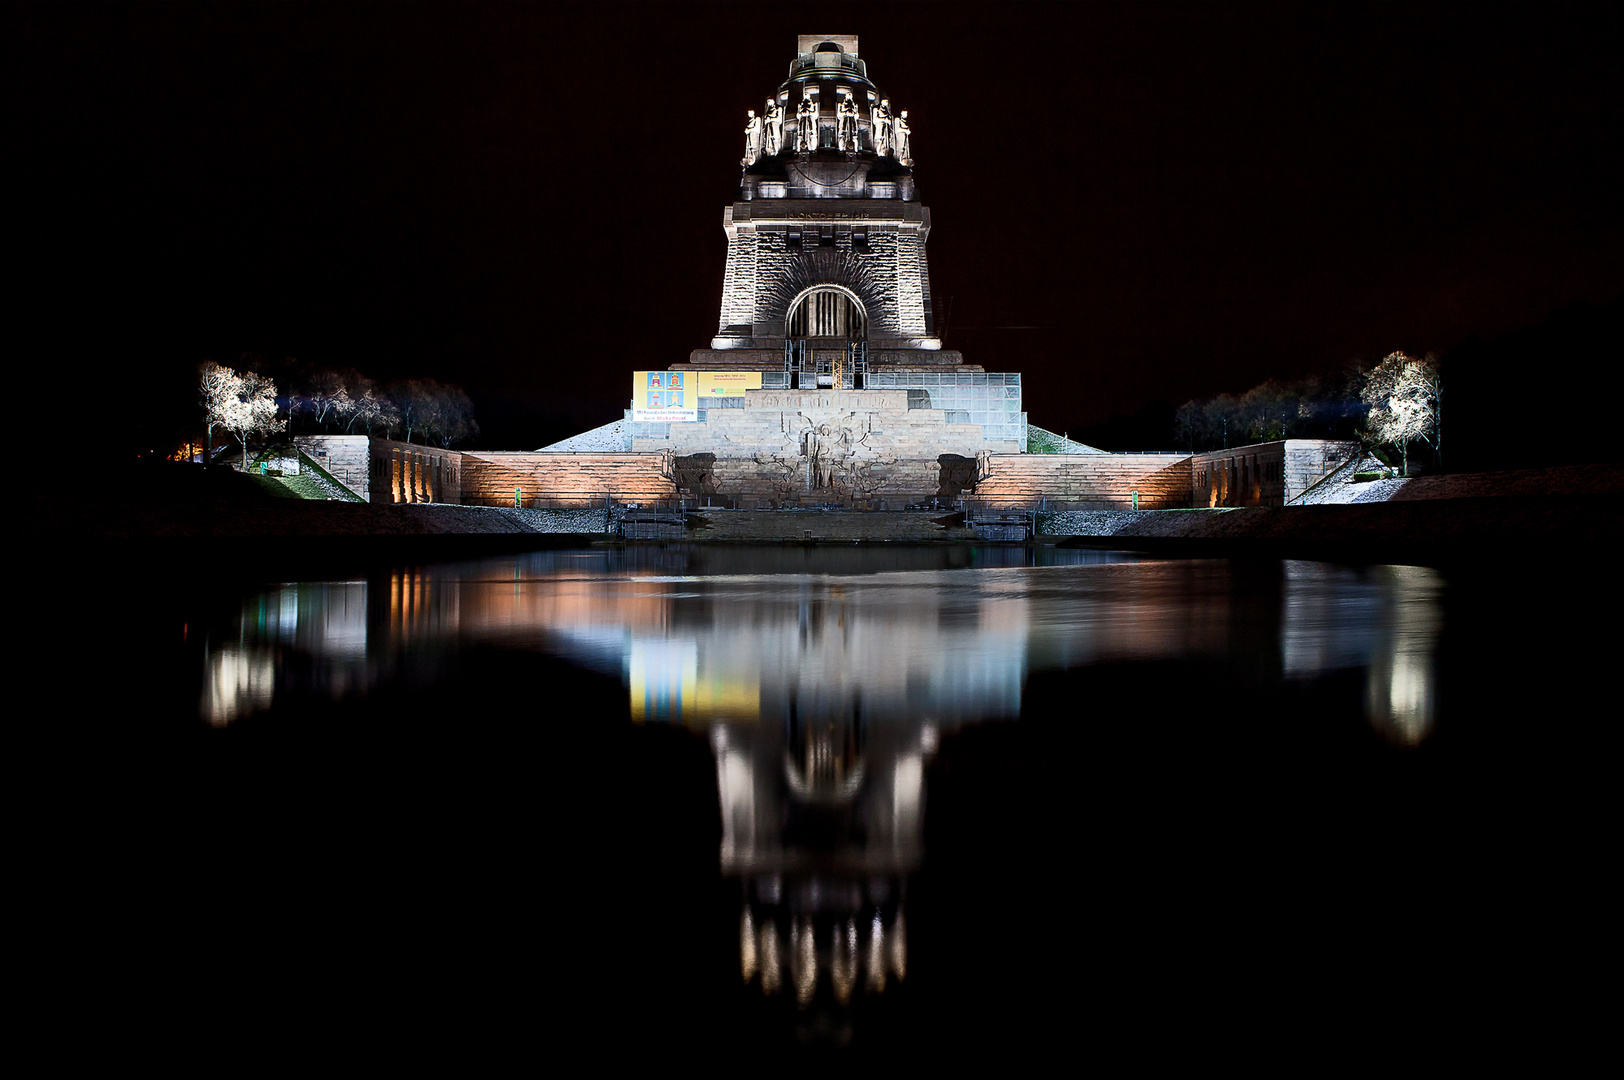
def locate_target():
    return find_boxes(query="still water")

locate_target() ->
[84,545,1607,1059]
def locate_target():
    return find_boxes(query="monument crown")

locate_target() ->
[740,33,914,190]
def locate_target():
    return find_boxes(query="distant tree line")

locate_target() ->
[197,356,479,466]
[1173,354,1443,475]
[289,368,478,447]
[1173,373,1367,452]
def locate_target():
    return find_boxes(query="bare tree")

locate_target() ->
[391,378,479,446]
[220,368,286,469]
[199,361,239,466]
[295,369,352,433]
[344,376,399,437]
[392,379,434,444]
[426,384,479,448]
[1360,351,1441,476]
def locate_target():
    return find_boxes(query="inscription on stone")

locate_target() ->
[747,390,907,410]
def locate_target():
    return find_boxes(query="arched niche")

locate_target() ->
[786,285,867,340]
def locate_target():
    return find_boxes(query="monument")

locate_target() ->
[618,35,1029,505]
[384,35,1350,515]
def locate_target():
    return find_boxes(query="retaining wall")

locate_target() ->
[462,451,679,507]
[972,453,1194,510]
[1190,440,1359,507]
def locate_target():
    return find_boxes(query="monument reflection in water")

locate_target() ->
[198,546,1442,1034]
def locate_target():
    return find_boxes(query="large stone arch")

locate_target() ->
[763,247,897,335]
[785,284,867,338]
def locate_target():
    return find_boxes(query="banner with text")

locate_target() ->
[693,370,763,397]
[631,371,697,422]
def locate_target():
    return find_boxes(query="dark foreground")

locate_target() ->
[26,542,1615,1065]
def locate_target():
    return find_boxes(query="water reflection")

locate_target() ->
[1279,561,1440,743]
[202,549,1440,744]
[196,546,1444,1033]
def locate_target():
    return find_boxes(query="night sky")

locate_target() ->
[11,2,1621,450]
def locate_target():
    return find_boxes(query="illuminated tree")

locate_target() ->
[1360,351,1441,476]
[201,362,285,469]
[198,360,239,465]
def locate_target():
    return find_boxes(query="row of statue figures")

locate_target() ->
[743,91,911,166]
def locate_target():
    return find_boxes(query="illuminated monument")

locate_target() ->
[308,35,1350,513]
[620,35,1029,503]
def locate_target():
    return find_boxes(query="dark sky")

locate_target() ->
[11,2,1621,448]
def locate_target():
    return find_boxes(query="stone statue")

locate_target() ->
[836,96,858,152]
[763,98,784,155]
[742,109,763,165]
[801,420,834,488]
[796,91,818,153]
[871,98,892,157]
[893,109,912,165]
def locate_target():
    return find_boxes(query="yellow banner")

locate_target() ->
[631,371,697,422]
[693,371,763,397]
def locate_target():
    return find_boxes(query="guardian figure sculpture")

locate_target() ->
[837,95,858,152]
[742,110,763,165]
[763,98,784,155]
[892,110,912,165]
[871,98,892,157]
[796,91,819,153]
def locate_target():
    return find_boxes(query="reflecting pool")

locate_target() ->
[65,545,1609,1060]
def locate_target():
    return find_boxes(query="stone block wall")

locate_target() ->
[294,436,372,500]
[713,201,936,347]
[971,454,1195,510]
[1190,440,1358,507]
[633,389,1017,504]
[294,436,463,504]
[461,451,679,508]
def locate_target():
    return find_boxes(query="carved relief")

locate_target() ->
[752,452,800,506]
[846,452,897,503]
[795,412,886,495]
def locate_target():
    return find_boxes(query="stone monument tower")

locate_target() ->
[623,35,1027,503]
[701,34,943,371]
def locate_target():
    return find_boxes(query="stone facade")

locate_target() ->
[1190,440,1359,507]
[631,389,1016,505]
[294,435,372,499]
[972,454,1196,511]
[460,451,677,508]
[712,201,938,350]
[296,435,463,505]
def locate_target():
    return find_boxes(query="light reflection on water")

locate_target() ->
[195,546,1445,1037]
[203,548,1440,743]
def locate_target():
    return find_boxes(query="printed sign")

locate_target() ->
[694,371,763,397]
[631,371,698,422]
